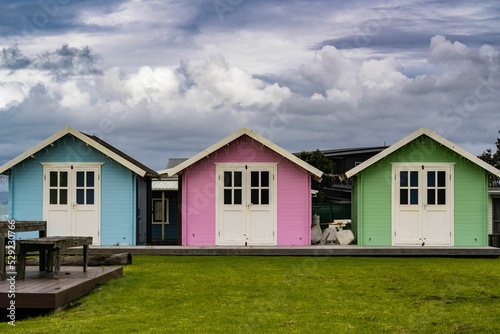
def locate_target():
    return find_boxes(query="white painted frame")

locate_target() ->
[42,162,102,244]
[215,163,278,246]
[391,163,455,246]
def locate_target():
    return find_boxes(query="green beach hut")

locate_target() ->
[345,128,500,247]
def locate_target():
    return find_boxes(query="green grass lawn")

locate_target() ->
[9,256,500,333]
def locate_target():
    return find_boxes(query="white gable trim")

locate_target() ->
[0,126,149,177]
[158,127,323,180]
[345,128,500,178]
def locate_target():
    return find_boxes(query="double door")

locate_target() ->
[393,164,453,246]
[43,164,100,244]
[217,164,276,246]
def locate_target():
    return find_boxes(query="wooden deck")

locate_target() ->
[64,245,500,257]
[0,266,123,309]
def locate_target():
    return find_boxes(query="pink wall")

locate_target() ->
[181,135,312,246]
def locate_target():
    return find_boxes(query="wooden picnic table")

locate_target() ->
[17,236,92,279]
[0,221,47,280]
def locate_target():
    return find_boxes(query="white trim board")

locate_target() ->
[345,128,500,179]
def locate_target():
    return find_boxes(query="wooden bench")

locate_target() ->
[17,236,92,279]
[0,221,47,280]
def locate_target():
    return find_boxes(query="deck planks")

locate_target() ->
[62,245,500,257]
[0,266,123,309]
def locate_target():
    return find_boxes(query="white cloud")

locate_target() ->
[59,81,91,109]
[0,81,27,108]
[359,56,408,91]
[429,35,470,63]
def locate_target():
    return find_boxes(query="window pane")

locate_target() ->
[60,189,68,205]
[251,171,259,187]
[50,172,58,187]
[410,171,418,187]
[50,189,58,204]
[400,171,408,187]
[427,171,435,187]
[261,189,269,205]
[400,189,408,205]
[494,222,500,234]
[234,189,242,205]
[494,199,500,221]
[153,200,162,222]
[224,189,232,205]
[427,189,435,205]
[87,189,94,205]
[60,172,68,187]
[224,189,232,204]
[438,171,446,187]
[163,198,170,224]
[261,171,269,187]
[77,189,85,204]
[251,189,259,204]
[234,171,242,187]
[410,189,418,205]
[87,172,95,187]
[77,172,85,187]
[224,172,232,187]
[437,189,446,205]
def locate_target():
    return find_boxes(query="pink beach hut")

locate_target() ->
[158,128,323,246]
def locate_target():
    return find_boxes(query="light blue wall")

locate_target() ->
[9,134,137,245]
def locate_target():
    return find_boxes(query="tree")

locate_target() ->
[478,130,500,187]
[296,150,334,202]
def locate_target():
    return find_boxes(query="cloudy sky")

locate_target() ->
[1,0,499,191]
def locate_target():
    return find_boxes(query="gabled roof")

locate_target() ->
[158,127,323,181]
[345,128,500,178]
[321,146,388,157]
[0,126,159,178]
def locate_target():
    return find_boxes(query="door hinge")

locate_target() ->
[98,174,100,181]
[218,175,220,180]
[44,174,46,180]
[218,231,220,237]
[394,231,396,236]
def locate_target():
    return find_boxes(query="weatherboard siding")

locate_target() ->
[9,134,137,245]
[181,135,312,246]
[453,164,488,246]
[354,135,489,246]
[100,166,137,246]
[276,160,311,246]
[356,163,392,246]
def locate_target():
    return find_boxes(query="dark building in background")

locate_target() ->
[321,146,388,203]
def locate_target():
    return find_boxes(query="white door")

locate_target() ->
[217,164,276,246]
[393,164,453,246]
[44,164,101,244]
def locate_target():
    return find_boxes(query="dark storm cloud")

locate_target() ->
[0,44,102,78]
[0,0,126,37]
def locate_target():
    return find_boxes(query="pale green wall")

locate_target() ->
[353,135,489,246]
